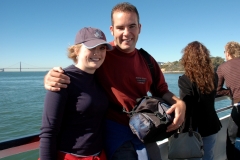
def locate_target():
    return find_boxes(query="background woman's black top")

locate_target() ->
[178,74,222,137]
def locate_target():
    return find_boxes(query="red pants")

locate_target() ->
[38,150,106,160]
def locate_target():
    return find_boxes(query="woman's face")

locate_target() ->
[76,44,107,74]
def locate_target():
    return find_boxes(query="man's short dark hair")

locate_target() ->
[111,2,140,26]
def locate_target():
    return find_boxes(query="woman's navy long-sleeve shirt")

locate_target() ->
[40,65,108,160]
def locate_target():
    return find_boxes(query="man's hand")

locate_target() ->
[166,100,185,132]
[44,67,70,91]
[162,92,186,132]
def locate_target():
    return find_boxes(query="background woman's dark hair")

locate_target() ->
[181,41,215,94]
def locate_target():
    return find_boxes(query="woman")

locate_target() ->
[178,41,222,160]
[39,27,112,160]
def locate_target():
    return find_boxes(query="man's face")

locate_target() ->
[110,11,141,53]
[224,50,228,61]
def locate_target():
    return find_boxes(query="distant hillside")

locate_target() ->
[159,56,225,72]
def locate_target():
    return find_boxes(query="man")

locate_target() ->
[44,2,186,160]
[217,41,240,160]
[217,41,240,101]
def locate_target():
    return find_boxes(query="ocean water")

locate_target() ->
[0,72,47,142]
[0,72,231,142]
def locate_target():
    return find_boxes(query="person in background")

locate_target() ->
[178,41,222,160]
[43,2,186,160]
[216,41,240,160]
[39,27,112,160]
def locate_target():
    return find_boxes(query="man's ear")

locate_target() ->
[226,51,233,60]
[110,26,114,36]
[138,23,141,34]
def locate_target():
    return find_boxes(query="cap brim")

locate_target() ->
[83,39,113,51]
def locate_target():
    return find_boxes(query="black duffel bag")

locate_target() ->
[126,96,176,143]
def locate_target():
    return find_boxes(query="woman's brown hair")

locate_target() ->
[181,41,215,94]
[67,44,82,64]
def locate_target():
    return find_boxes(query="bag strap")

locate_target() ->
[139,48,157,94]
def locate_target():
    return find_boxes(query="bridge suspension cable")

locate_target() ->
[3,62,20,68]
[0,62,52,72]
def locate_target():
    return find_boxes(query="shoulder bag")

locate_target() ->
[126,96,175,143]
[168,117,204,159]
[124,48,175,143]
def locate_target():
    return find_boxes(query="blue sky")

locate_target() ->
[0,0,240,71]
